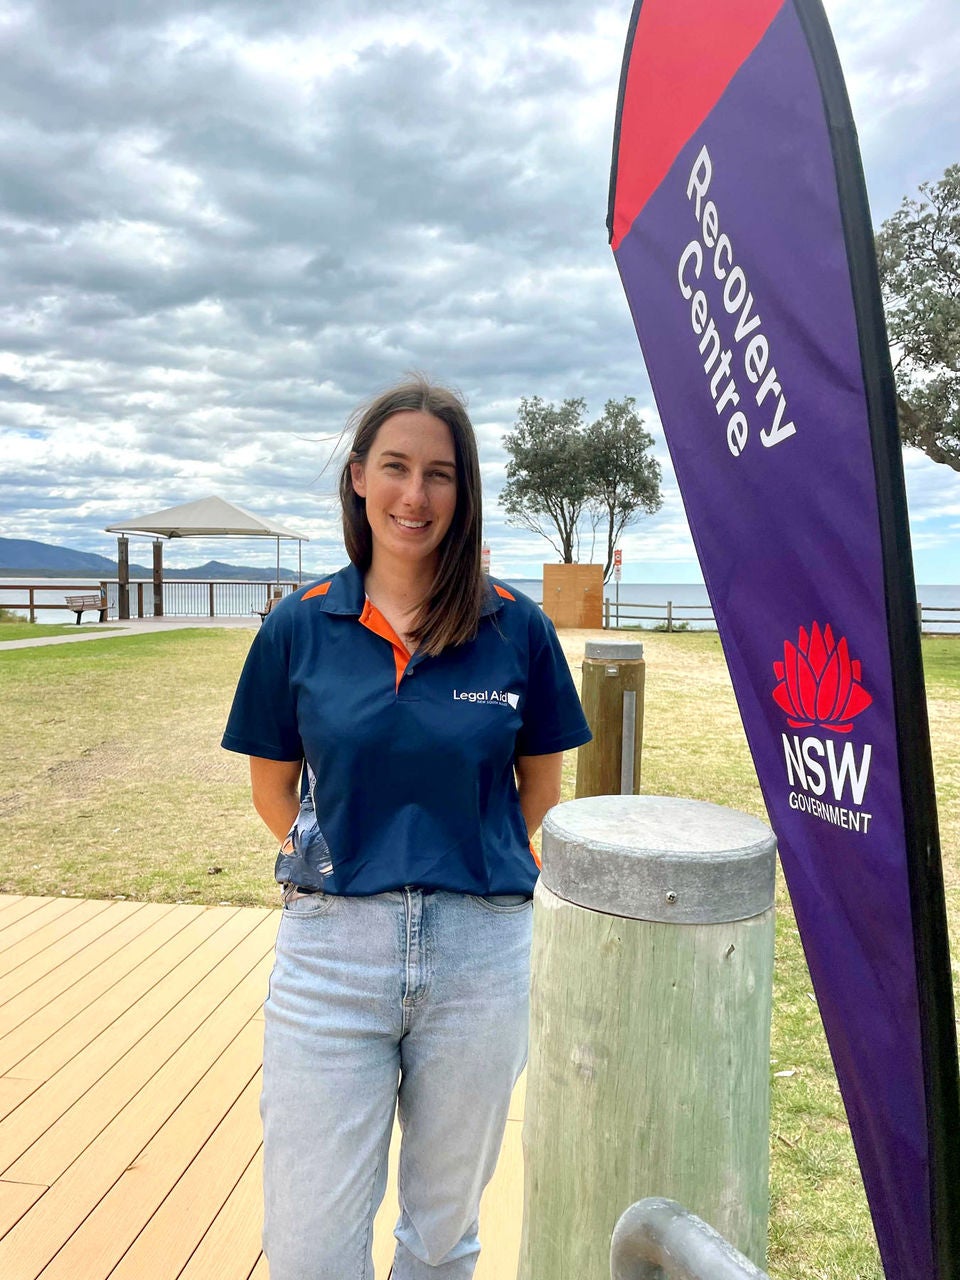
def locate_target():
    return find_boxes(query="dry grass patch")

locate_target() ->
[0,628,268,905]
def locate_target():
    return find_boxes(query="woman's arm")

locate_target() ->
[515,752,564,839]
[249,756,303,843]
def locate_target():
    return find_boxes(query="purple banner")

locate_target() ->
[608,1,959,1277]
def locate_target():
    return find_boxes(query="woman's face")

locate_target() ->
[350,411,458,572]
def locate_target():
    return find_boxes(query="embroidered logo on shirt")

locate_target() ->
[452,689,520,709]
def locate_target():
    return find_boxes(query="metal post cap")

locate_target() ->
[584,639,644,660]
[541,794,776,924]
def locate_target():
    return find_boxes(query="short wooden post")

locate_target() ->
[28,587,35,624]
[209,582,216,618]
[666,599,673,632]
[152,540,164,618]
[519,795,776,1278]
[576,640,645,798]
[136,582,144,618]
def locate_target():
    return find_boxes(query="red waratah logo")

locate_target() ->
[772,622,872,734]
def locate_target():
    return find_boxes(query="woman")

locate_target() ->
[222,377,591,1279]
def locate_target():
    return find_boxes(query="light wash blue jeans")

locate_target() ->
[261,887,533,1280]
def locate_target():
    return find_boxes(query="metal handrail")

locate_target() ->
[611,1199,770,1280]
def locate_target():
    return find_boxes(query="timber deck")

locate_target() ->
[0,895,524,1279]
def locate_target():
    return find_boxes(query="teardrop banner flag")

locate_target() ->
[607,1,959,1276]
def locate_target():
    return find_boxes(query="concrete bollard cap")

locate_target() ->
[584,639,644,661]
[541,794,776,924]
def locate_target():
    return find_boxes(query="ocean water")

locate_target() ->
[1,574,959,633]
[503,578,960,634]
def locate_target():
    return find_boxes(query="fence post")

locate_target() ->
[28,587,35,624]
[575,640,645,798]
[518,795,776,1279]
[666,599,673,632]
[209,582,216,618]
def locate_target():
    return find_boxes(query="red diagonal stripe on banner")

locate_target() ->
[611,0,786,249]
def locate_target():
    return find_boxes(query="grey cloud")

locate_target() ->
[0,0,953,577]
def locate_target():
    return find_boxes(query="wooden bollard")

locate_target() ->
[519,795,776,1278]
[576,640,645,798]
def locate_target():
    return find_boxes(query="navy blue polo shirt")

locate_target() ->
[222,563,591,896]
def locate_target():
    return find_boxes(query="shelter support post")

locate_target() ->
[117,536,130,620]
[518,795,776,1279]
[152,540,163,618]
[576,640,645,797]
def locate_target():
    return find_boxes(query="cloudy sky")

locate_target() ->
[1,0,958,581]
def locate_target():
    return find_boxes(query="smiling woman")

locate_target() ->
[348,410,459,648]
[221,375,592,1280]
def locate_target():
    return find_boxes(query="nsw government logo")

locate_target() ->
[771,623,874,835]
[452,688,520,709]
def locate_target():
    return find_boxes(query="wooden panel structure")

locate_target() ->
[542,563,604,629]
[0,896,524,1280]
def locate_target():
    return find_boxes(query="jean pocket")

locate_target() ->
[469,893,533,913]
[281,884,335,917]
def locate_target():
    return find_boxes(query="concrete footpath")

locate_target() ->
[0,616,258,651]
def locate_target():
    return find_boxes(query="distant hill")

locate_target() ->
[0,537,149,576]
[163,559,322,581]
[0,537,322,581]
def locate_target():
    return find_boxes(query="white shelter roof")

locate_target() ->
[105,495,308,540]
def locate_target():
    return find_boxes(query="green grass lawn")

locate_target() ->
[0,625,956,1279]
[0,621,120,641]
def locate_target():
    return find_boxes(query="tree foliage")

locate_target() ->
[500,397,589,565]
[876,163,960,472]
[500,396,662,581]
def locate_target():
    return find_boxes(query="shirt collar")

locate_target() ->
[313,561,506,619]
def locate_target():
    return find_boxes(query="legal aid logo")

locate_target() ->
[771,623,875,834]
[772,622,872,733]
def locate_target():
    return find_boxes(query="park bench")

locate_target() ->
[253,589,284,624]
[65,593,108,624]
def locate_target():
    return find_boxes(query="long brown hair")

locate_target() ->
[338,376,486,655]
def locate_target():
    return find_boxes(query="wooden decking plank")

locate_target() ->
[0,898,157,1007]
[0,1077,39,1123]
[0,1178,46,1237]
[0,899,148,1002]
[475,1114,524,1279]
[0,898,86,956]
[0,903,189,1077]
[108,1070,264,1280]
[34,1021,264,1280]
[4,904,228,1084]
[248,1254,269,1279]
[0,896,25,916]
[0,951,272,1278]
[4,913,275,1184]
[0,908,265,1174]
[178,1147,263,1280]
[0,897,54,930]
